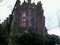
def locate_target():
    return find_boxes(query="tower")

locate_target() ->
[11,0,47,35]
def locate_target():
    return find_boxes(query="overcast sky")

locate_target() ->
[0,0,60,36]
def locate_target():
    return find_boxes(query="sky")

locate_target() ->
[0,0,60,36]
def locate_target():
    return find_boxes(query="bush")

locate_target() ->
[0,24,8,45]
[47,34,59,45]
[13,32,44,45]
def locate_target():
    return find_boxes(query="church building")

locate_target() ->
[9,0,47,35]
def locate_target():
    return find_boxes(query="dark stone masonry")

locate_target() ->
[2,0,47,35]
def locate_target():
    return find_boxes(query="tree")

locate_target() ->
[13,32,45,45]
[0,24,8,45]
[48,34,59,45]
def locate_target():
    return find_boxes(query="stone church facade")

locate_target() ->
[2,0,47,35]
[10,0,47,35]
[1,0,48,44]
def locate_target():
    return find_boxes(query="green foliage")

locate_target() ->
[13,32,44,45]
[47,34,60,45]
[28,27,35,32]
[0,24,8,45]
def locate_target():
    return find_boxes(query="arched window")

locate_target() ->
[20,11,27,27]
